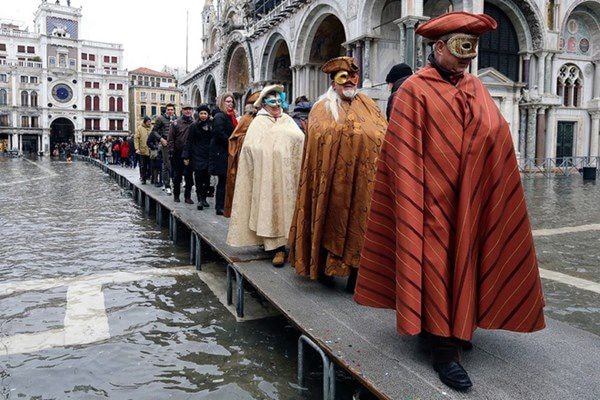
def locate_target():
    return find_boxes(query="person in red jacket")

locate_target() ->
[120,139,130,167]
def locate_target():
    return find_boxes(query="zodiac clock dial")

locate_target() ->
[52,84,73,103]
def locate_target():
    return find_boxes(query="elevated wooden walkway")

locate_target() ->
[81,156,600,400]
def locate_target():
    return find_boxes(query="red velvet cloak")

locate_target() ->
[354,65,545,341]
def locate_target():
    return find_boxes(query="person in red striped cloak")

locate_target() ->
[354,11,545,391]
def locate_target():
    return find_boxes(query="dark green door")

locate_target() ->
[556,121,574,164]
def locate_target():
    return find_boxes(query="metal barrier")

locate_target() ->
[518,157,600,176]
[298,334,336,400]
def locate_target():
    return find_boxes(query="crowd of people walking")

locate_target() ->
[63,11,547,393]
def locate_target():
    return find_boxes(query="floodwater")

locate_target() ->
[522,175,600,336]
[0,158,598,400]
[0,157,332,400]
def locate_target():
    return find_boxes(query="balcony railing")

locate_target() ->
[0,59,42,68]
[518,157,600,176]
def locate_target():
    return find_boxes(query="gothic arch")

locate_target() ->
[191,85,202,106]
[204,74,217,107]
[260,32,292,81]
[223,44,251,95]
[484,0,546,51]
[294,2,348,65]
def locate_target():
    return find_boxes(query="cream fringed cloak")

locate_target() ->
[226,110,305,251]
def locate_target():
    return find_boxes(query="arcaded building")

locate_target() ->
[0,1,129,155]
[179,0,599,163]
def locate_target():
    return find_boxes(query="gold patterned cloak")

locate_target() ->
[289,91,387,278]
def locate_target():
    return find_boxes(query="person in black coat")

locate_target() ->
[210,93,237,215]
[183,104,213,210]
[385,63,413,121]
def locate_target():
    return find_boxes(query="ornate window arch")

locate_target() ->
[117,97,123,111]
[0,89,7,106]
[21,90,29,106]
[85,95,92,110]
[109,96,115,111]
[557,64,583,107]
[30,91,38,107]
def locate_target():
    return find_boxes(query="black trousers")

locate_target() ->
[194,169,211,201]
[139,155,150,180]
[214,174,226,211]
[171,155,193,199]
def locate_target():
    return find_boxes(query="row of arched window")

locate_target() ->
[557,64,583,108]
[0,89,39,107]
[85,95,123,111]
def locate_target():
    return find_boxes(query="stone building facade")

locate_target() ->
[0,1,128,155]
[128,67,181,131]
[179,0,600,163]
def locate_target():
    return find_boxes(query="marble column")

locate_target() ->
[363,39,372,87]
[535,107,547,164]
[526,107,538,161]
[544,53,553,93]
[537,52,546,96]
[518,106,527,158]
[404,19,418,69]
[355,41,363,88]
[397,20,406,64]
[590,111,600,159]
[545,108,557,161]
[42,132,49,155]
[522,54,531,87]
[593,61,600,99]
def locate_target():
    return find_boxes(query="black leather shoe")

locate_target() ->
[433,361,472,391]
[197,204,204,210]
[459,339,473,351]
[173,197,180,203]
[216,209,224,216]
[201,199,210,208]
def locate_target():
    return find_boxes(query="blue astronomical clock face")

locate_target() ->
[52,84,73,103]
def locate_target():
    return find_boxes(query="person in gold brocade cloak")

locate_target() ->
[288,56,387,285]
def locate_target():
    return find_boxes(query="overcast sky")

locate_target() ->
[1,0,206,73]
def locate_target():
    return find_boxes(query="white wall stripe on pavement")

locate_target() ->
[532,224,600,237]
[0,267,195,356]
[539,268,600,295]
[0,267,195,297]
[1,284,110,356]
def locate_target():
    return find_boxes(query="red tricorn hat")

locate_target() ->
[416,11,497,40]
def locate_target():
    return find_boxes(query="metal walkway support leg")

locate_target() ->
[194,233,202,271]
[226,264,244,318]
[137,188,143,205]
[168,213,174,241]
[171,215,177,243]
[189,233,195,264]
[144,196,151,214]
[156,202,162,226]
[298,334,334,400]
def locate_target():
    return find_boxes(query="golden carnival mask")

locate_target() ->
[446,34,479,59]
[333,70,359,86]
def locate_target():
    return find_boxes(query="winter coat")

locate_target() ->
[168,116,194,155]
[120,141,130,158]
[152,114,175,139]
[292,101,312,133]
[386,76,411,121]
[209,109,235,176]
[134,124,151,156]
[183,119,212,171]
[146,130,163,160]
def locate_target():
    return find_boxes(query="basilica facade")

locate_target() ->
[179,0,600,163]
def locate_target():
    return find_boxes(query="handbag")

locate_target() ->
[149,149,159,159]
